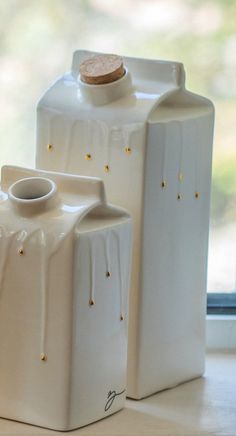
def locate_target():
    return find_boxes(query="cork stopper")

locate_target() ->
[79,54,125,85]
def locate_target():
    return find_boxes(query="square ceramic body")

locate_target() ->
[0,166,132,431]
[36,50,215,399]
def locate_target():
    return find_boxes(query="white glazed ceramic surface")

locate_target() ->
[36,50,215,399]
[0,165,132,430]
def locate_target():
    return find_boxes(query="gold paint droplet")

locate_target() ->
[104,165,110,173]
[178,172,184,181]
[40,353,47,362]
[177,193,182,200]
[106,271,111,278]
[120,314,124,321]
[195,191,200,199]
[161,180,167,188]
[47,144,53,152]
[89,299,95,306]
[85,153,92,161]
[18,248,24,256]
[124,147,132,154]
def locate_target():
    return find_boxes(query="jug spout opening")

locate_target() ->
[8,177,58,216]
[78,68,133,106]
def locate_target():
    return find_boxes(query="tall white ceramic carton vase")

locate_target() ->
[36,50,215,399]
[0,165,132,431]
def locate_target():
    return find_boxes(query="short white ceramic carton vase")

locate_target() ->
[36,50,215,399]
[0,165,132,431]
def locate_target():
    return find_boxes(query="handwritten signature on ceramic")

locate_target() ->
[104,389,126,412]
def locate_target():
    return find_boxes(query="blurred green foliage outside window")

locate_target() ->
[0,0,235,293]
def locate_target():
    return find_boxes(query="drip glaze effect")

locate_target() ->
[0,213,80,361]
[194,120,200,199]
[63,119,78,172]
[89,235,96,306]
[0,228,20,296]
[15,227,50,359]
[177,122,184,200]
[113,230,125,321]
[46,112,143,173]
[46,111,58,155]
[103,123,112,172]
[87,229,127,320]
[103,231,111,278]
[161,128,168,189]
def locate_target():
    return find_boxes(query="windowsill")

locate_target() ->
[206,314,236,351]
[207,314,236,320]
[0,353,235,435]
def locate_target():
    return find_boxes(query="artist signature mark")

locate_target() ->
[104,389,126,412]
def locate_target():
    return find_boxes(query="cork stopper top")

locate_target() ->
[79,54,125,85]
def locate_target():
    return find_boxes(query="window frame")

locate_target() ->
[207,293,236,315]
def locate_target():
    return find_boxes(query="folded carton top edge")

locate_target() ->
[1,165,106,204]
[71,49,185,88]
